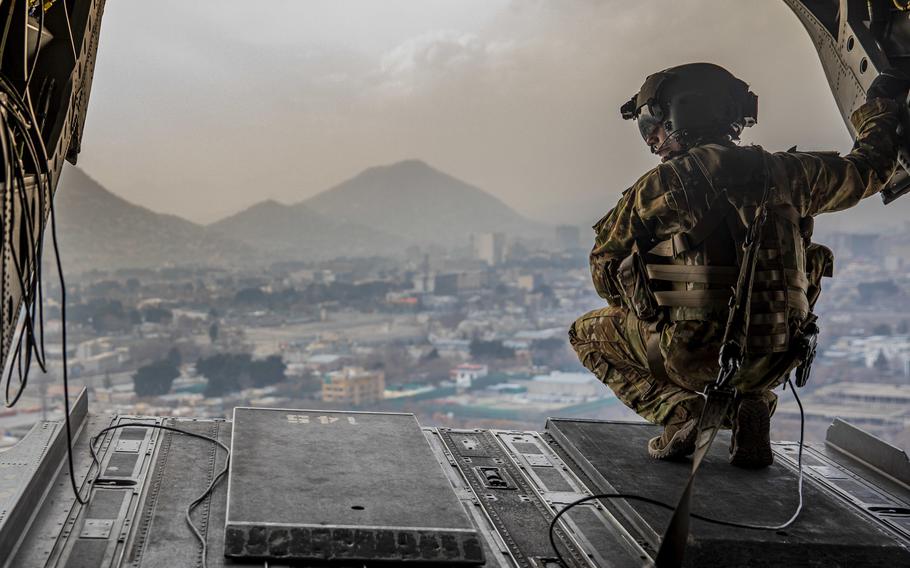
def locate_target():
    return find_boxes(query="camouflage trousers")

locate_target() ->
[569,306,785,426]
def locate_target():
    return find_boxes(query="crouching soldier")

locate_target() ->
[570,62,904,468]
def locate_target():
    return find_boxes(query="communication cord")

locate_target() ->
[548,377,806,567]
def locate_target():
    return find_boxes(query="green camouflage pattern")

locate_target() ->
[573,98,900,425]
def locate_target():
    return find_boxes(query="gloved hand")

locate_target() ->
[867,67,910,102]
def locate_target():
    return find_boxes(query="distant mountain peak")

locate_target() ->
[246,199,288,212]
[358,159,442,182]
[382,158,430,170]
[303,160,547,244]
[55,166,254,272]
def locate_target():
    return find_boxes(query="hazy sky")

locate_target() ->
[76,1,852,226]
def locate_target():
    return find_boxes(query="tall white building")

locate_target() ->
[472,232,505,266]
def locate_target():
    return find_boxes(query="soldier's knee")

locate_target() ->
[568,320,582,347]
[569,306,626,346]
[568,313,594,348]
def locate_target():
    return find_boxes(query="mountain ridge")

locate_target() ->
[56,160,554,271]
[208,199,405,260]
[54,167,256,272]
[300,159,548,244]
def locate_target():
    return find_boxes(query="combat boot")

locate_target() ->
[729,395,773,469]
[647,398,704,460]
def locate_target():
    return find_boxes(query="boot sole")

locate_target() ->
[648,419,698,460]
[730,398,773,469]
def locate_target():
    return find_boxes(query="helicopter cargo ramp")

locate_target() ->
[1,394,909,567]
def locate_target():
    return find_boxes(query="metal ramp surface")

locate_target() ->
[224,407,484,564]
[546,419,910,567]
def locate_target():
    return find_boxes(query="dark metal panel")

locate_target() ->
[492,431,649,568]
[83,490,127,522]
[63,539,108,568]
[102,453,139,479]
[423,428,518,568]
[224,408,482,564]
[547,418,910,567]
[438,429,596,568]
[776,439,910,543]
[116,428,149,441]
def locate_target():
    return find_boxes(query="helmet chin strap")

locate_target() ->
[650,128,731,157]
[650,128,685,156]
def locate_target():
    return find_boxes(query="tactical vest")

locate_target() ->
[617,145,832,355]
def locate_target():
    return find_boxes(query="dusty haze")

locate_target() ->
[76,1,854,227]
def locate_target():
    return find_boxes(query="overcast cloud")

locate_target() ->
[75,1,860,227]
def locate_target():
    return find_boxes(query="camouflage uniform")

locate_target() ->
[570,99,900,426]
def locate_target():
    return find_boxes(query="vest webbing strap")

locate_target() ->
[646,265,808,291]
[772,202,801,227]
[653,289,731,308]
[749,312,787,325]
[752,290,786,303]
[654,284,809,313]
[755,269,809,291]
[645,324,670,383]
[645,264,739,284]
[748,333,790,348]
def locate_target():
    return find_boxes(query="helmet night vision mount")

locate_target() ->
[621,62,759,146]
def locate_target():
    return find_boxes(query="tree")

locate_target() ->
[90,300,131,332]
[133,360,180,397]
[208,322,219,343]
[167,347,182,366]
[197,353,254,396]
[142,306,173,324]
[470,339,513,360]
[235,287,267,305]
[197,352,287,394]
[874,349,890,371]
[250,355,286,387]
[872,323,892,336]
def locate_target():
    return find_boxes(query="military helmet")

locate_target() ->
[621,62,758,145]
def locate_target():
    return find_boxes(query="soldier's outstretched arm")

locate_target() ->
[783,98,901,217]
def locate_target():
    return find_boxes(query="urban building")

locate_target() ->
[472,232,505,266]
[433,272,489,296]
[516,274,542,292]
[823,334,910,376]
[775,381,910,430]
[450,363,488,389]
[321,367,386,406]
[525,371,604,401]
